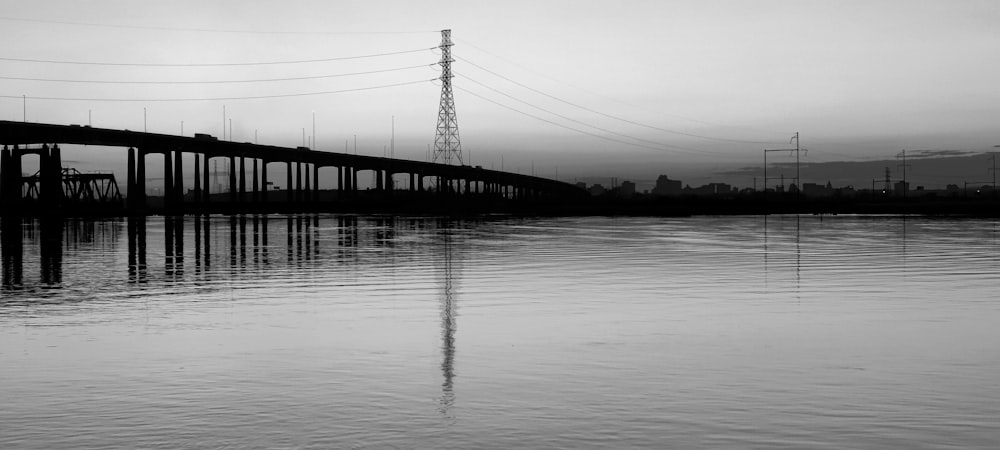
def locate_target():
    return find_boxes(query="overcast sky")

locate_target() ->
[1,0,998,185]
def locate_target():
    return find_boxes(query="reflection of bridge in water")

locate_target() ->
[0,121,585,215]
[2,214,465,415]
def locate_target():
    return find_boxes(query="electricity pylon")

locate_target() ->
[432,29,464,165]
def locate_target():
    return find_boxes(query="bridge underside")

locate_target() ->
[0,121,585,216]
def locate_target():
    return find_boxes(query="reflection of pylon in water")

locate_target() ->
[438,224,457,417]
[432,29,463,166]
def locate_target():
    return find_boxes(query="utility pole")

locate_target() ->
[793,132,800,191]
[989,152,997,197]
[896,149,910,198]
[763,133,803,197]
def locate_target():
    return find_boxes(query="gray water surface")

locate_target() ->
[2,215,998,448]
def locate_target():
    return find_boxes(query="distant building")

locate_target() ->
[619,180,636,198]
[688,183,735,196]
[894,180,910,196]
[651,175,682,196]
[802,181,833,197]
[588,184,607,196]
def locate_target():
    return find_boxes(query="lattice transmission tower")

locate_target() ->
[432,29,464,165]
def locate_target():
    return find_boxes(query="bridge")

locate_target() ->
[0,120,585,215]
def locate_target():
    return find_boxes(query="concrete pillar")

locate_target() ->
[261,160,268,203]
[337,166,343,193]
[163,150,173,208]
[303,163,310,202]
[51,144,63,206]
[312,164,319,202]
[0,146,8,204]
[296,162,303,202]
[136,149,146,208]
[229,156,237,204]
[38,144,50,205]
[376,170,383,192]
[127,147,136,210]
[252,158,259,203]
[418,174,424,192]
[174,149,183,206]
[239,156,247,202]
[202,156,211,203]
[193,152,201,204]
[286,161,293,203]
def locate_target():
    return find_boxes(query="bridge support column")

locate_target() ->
[418,175,423,192]
[127,147,136,211]
[261,160,268,204]
[163,150,174,210]
[136,148,146,209]
[193,153,201,207]
[12,146,22,207]
[239,156,247,203]
[174,149,183,209]
[0,146,8,206]
[304,163,311,203]
[296,162,303,203]
[286,161,293,204]
[313,165,319,203]
[202,156,211,204]
[50,144,65,206]
[252,158,259,203]
[228,156,237,205]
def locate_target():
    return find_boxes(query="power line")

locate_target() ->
[454,41,791,140]
[0,63,436,85]
[0,47,435,67]
[455,55,784,145]
[2,78,434,102]
[457,72,726,154]
[455,85,718,157]
[0,16,438,35]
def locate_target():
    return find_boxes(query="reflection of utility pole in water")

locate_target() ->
[438,222,458,418]
[795,215,801,300]
[762,215,769,292]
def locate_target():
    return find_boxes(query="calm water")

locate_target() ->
[1,215,999,448]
